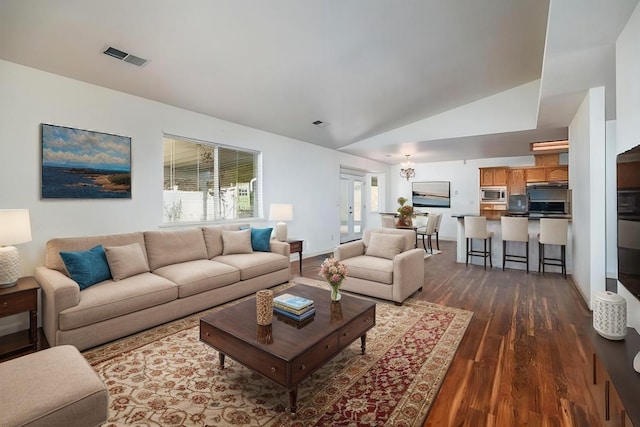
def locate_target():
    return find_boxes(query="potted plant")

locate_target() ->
[396,197,415,227]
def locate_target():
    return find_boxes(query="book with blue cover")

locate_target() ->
[273,306,316,322]
[273,293,314,311]
[273,301,315,315]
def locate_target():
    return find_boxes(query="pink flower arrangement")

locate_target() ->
[397,205,414,216]
[319,257,348,288]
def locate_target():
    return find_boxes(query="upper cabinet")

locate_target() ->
[546,166,568,182]
[508,168,526,195]
[495,165,569,196]
[480,167,508,186]
[525,167,546,183]
[526,166,568,183]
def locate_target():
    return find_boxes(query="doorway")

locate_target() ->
[340,172,365,243]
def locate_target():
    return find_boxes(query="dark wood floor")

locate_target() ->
[298,240,602,427]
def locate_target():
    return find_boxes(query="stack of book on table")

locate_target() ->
[273,293,315,322]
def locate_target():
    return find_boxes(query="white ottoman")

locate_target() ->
[0,345,109,427]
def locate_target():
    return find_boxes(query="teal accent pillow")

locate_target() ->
[60,245,112,290]
[251,227,273,252]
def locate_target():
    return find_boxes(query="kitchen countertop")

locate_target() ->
[451,213,572,220]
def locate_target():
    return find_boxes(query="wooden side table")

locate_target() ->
[0,276,39,358]
[286,239,304,275]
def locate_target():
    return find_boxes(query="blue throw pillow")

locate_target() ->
[60,245,112,290]
[251,227,273,252]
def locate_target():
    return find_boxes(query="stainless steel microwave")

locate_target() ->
[480,186,507,203]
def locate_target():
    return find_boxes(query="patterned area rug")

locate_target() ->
[83,279,472,426]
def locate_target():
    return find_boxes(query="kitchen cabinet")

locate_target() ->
[525,167,546,183]
[534,153,561,166]
[479,203,507,220]
[480,167,508,186]
[546,165,568,182]
[508,168,526,195]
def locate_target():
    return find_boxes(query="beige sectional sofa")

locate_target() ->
[334,227,424,305]
[35,224,290,351]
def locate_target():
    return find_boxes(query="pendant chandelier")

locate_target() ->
[400,155,415,181]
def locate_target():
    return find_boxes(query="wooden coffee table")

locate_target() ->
[200,284,376,415]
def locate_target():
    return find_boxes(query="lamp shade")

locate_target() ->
[268,204,293,222]
[0,209,32,245]
[269,204,293,242]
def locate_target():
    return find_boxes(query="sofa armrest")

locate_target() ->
[333,240,365,261]
[392,248,425,302]
[269,240,290,257]
[35,266,81,347]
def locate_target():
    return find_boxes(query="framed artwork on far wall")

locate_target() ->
[412,181,451,208]
[41,123,131,199]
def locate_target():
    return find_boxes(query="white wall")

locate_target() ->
[388,155,538,242]
[0,59,387,333]
[616,2,640,330]
[568,87,607,308]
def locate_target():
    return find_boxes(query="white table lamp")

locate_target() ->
[269,204,293,242]
[0,209,32,288]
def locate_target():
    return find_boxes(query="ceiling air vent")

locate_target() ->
[103,46,148,67]
[312,120,330,128]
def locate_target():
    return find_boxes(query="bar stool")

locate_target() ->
[501,216,530,273]
[538,218,569,278]
[464,216,493,270]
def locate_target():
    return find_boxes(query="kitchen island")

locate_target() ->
[452,214,573,273]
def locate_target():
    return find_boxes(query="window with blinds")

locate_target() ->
[163,135,261,223]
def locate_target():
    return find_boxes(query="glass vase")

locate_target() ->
[330,284,342,301]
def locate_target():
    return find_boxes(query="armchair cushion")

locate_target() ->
[342,256,394,284]
[365,233,405,260]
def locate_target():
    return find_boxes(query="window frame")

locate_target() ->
[162,133,262,226]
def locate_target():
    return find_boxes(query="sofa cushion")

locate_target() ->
[153,259,240,298]
[340,255,394,284]
[251,227,273,252]
[104,243,150,280]
[365,233,405,260]
[222,229,253,255]
[202,224,250,258]
[215,252,290,281]
[59,272,178,331]
[144,228,208,271]
[45,232,147,274]
[59,245,111,290]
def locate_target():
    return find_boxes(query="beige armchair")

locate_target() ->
[333,228,424,305]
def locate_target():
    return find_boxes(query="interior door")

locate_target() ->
[340,173,365,243]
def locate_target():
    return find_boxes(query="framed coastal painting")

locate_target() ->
[41,124,131,199]
[412,181,451,208]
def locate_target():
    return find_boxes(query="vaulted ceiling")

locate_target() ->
[0,0,637,164]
